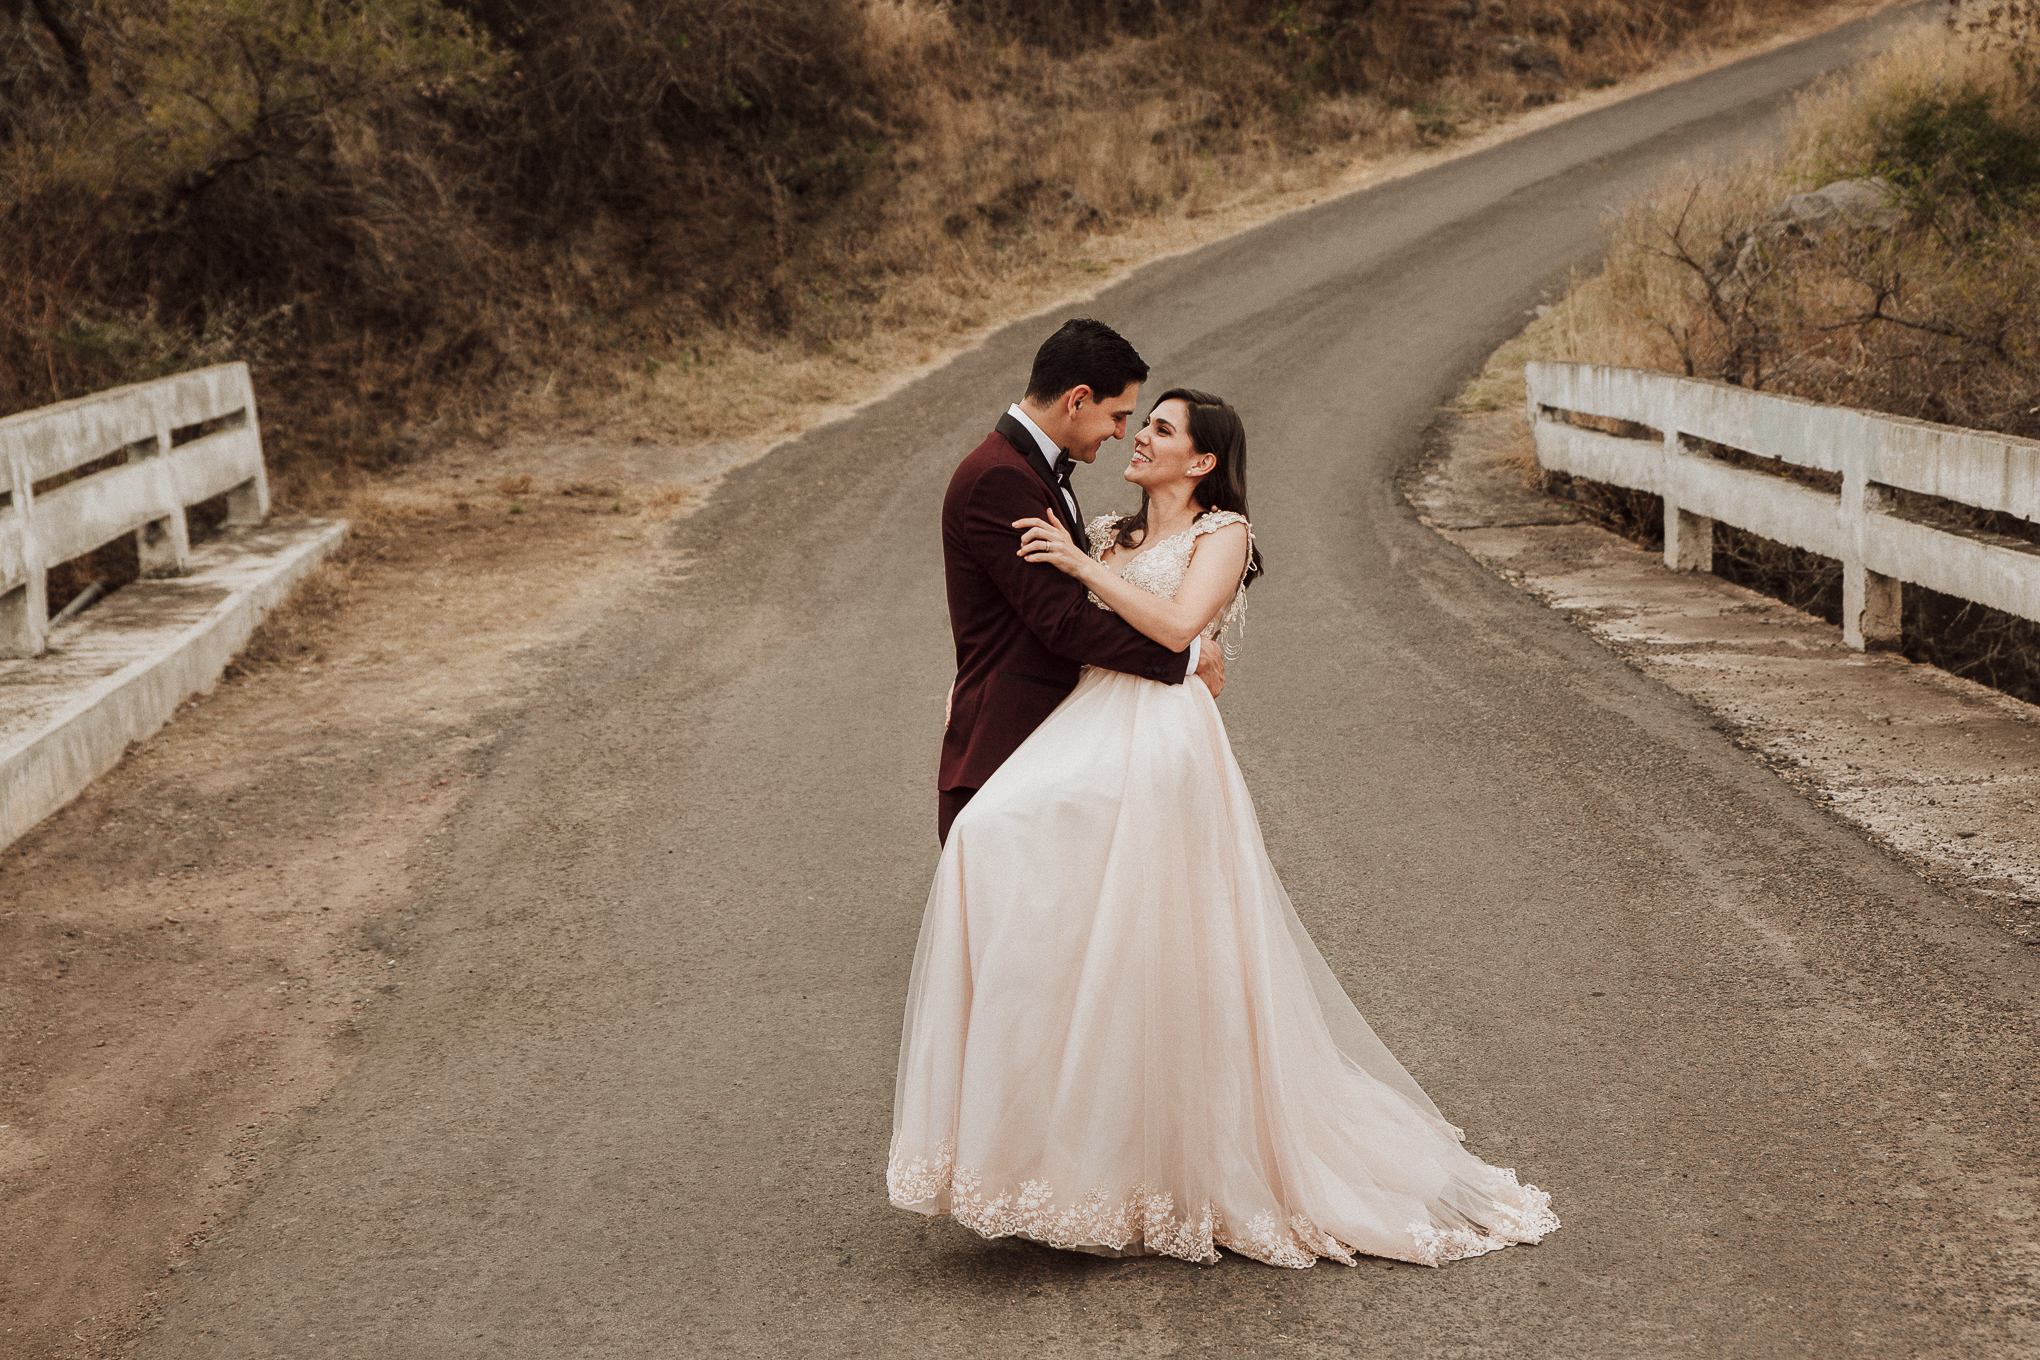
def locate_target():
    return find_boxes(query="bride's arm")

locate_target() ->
[1015,515,1248,652]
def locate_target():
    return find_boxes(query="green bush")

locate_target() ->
[1870,87,2040,222]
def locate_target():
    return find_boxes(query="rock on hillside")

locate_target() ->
[1733,176,1901,276]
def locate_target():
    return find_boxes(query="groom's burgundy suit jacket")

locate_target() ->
[939,414,1189,793]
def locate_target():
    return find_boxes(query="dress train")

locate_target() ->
[889,662,1558,1268]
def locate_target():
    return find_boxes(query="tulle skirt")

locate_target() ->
[888,666,1559,1268]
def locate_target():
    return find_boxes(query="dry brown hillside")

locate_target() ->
[4,0,1846,498]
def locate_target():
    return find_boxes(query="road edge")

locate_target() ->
[1403,339,2040,942]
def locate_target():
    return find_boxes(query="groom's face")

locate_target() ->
[1066,381,1142,464]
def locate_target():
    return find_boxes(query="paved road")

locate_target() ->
[145,10,2039,1357]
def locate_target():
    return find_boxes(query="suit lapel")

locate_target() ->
[994,412,1086,546]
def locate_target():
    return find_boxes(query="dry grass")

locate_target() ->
[0,0,1874,515]
[1543,10,2040,699]
[228,557,357,673]
[1551,15,2040,429]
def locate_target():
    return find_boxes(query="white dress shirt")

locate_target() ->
[1005,403,1078,524]
[1006,403,1199,676]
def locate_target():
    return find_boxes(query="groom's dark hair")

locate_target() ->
[1025,318,1149,404]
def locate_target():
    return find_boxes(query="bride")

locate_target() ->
[888,388,1559,1268]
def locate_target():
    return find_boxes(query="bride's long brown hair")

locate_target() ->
[1112,387,1265,587]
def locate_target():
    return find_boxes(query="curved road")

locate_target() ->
[145,10,2039,1357]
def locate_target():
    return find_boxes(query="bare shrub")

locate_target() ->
[1905,583,2040,702]
[1710,527,1844,623]
[1542,469,1665,546]
[1946,0,2040,53]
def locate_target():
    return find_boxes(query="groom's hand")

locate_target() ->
[1195,644,1225,698]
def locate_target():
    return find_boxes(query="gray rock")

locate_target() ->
[1497,37,1565,84]
[1770,177,1903,233]
[1732,177,1903,279]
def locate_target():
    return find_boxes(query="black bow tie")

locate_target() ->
[1052,454,1074,493]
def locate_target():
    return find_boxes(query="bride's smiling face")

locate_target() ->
[1126,399,1215,493]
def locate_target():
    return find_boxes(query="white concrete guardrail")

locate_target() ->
[0,363,344,848]
[2,362,268,656]
[1525,362,2040,651]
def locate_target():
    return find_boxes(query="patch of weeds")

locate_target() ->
[1412,102,1457,138]
[1904,584,2040,704]
[1711,525,1843,624]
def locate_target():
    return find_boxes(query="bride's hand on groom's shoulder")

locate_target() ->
[1014,513,1093,580]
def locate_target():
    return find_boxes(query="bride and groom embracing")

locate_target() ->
[887,318,1560,1269]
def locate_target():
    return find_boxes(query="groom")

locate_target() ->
[937,317,1223,843]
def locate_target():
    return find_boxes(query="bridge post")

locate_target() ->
[131,420,190,578]
[223,376,268,525]
[224,474,269,525]
[1842,469,1901,652]
[0,451,48,658]
[1662,429,1712,572]
[1844,567,1902,651]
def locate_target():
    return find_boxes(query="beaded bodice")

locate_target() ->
[1085,510,1252,649]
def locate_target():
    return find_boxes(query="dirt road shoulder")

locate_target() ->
[0,463,692,1359]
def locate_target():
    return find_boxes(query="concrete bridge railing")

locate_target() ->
[1526,362,2040,651]
[1,362,269,658]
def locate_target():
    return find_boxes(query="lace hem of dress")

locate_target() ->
[1404,1168,1563,1267]
[887,1135,1558,1270]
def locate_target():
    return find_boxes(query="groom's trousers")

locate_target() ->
[938,786,977,846]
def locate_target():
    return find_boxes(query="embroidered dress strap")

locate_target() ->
[1192,510,1254,656]
[1193,510,1248,536]
[1085,513,1125,557]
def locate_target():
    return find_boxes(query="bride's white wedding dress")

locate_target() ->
[889,511,1558,1268]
